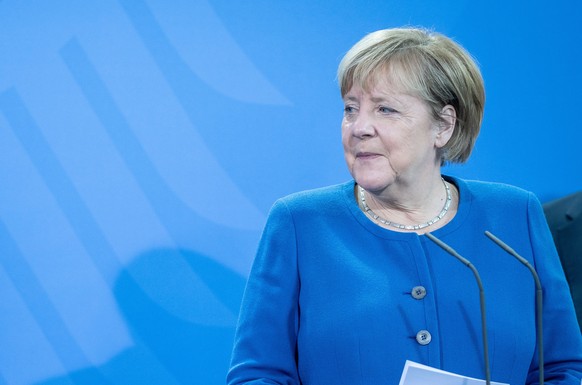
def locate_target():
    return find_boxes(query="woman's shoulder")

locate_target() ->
[273,181,354,214]
[458,179,530,197]
[451,176,538,210]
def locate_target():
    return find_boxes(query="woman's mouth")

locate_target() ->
[356,152,381,159]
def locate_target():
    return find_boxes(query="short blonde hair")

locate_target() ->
[338,28,485,164]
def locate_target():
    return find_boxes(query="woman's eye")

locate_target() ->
[378,106,396,114]
[344,106,357,114]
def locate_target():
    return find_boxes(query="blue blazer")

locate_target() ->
[228,177,582,384]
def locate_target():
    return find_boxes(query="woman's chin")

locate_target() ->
[355,177,393,194]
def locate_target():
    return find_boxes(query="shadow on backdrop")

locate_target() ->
[35,248,246,385]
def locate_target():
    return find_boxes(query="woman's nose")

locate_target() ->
[352,113,376,138]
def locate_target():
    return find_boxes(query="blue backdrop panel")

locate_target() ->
[0,1,580,384]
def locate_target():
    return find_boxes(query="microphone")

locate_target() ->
[425,232,491,385]
[484,230,544,385]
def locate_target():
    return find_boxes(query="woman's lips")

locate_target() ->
[356,152,381,159]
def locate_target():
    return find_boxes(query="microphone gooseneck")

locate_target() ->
[484,230,544,385]
[425,232,491,385]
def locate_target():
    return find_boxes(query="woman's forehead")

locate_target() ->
[348,65,417,98]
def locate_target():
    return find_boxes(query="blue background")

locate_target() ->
[1,1,581,384]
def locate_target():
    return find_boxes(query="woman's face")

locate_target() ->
[341,77,444,194]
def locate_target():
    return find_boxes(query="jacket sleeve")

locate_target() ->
[226,199,301,385]
[525,192,582,385]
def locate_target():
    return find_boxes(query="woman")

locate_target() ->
[226,28,582,385]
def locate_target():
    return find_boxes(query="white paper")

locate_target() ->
[399,360,509,385]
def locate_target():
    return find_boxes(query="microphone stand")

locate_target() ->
[484,231,544,385]
[425,232,491,385]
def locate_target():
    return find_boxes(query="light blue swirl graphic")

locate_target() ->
[146,0,291,105]
[59,38,260,267]
[0,220,86,385]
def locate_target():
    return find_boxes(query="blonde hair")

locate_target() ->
[338,28,485,164]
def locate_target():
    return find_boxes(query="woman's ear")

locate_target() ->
[435,105,456,148]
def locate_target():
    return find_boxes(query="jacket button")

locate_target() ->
[416,330,432,345]
[411,286,427,299]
